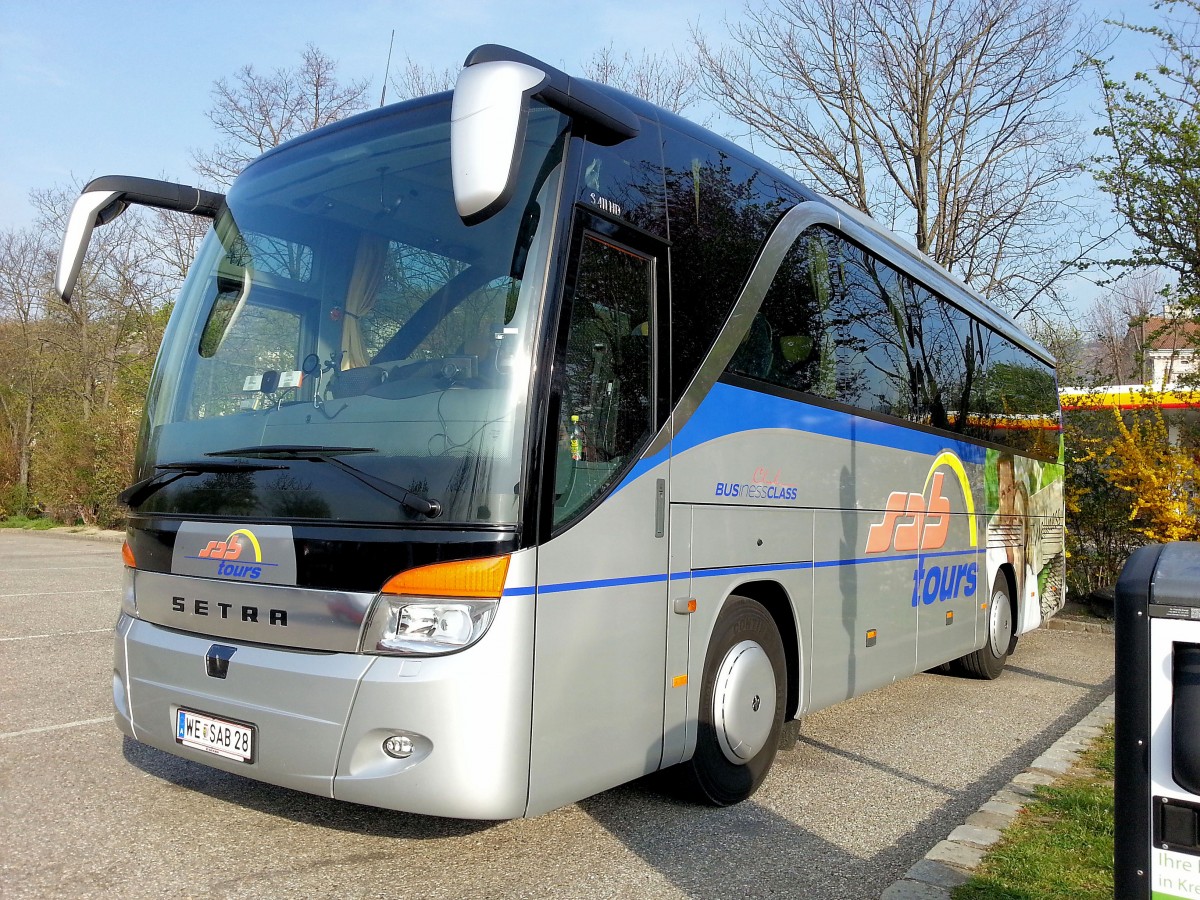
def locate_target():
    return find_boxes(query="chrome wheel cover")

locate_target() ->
[713,640,777,764]
[988,586,1012,658]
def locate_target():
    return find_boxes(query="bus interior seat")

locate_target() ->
[328,364,387,398]
[730,313,774,379]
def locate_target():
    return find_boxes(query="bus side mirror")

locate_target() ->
[452,45,640,226]
[55,189,127,302]
[54,175,225,302]
[451,60,547,225]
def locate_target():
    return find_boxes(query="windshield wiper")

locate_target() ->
[208,445,442,519]
[118,459,287,508]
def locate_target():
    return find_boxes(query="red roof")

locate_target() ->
[1140,317,1200,352]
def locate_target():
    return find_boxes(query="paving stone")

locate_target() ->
[1054,738,1088,751]
[949,824,1003,847]
[1004,780,1038,797]
[981,799,1023,817]
[967,810,1012,831]
[1030,755,1074,775]
[1035,748,1078,763]
[1013,770,1057,787]
[904,859,971,890]
[990,790,1030,807]
[926,840,986,869]
[1046,743,1082,757]
[880,880,952,899]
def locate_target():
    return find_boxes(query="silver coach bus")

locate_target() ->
[56,45,1065,819]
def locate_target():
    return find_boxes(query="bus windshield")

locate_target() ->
[137,97,569,526]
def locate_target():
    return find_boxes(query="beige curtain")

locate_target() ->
[341,235,388,369]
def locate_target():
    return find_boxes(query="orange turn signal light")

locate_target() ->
[381,555,510,599]
[121,540,136,568]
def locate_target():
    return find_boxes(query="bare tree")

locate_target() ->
[146,205,209,287]
[582,43,699,114]
[1082,272,1164,384]
[21,186,179,523]
[693,0,1104,319]
[1027,315,1088,386]
[388,57,456,102]
[193,44,370,186]
[0,227,55,503]
[30,187,169,417]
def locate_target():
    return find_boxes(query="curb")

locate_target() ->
[3,526,125,544]
[879,692,1115,899]
[1043,616,1114,635]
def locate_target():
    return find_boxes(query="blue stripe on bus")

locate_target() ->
[502,547,981,597]
[620,381,988,490]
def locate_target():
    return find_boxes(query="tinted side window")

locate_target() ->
[577,120,667,237]
[727,229,835,395]
[913,284,971,433]
[662,129,801,401]
[968,333,1061,460]
[827,237,922,418]
[721,224,1059,460]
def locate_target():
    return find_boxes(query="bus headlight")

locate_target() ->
[362,597,497,655]
[121,566,138,617]
[362,555,509,656]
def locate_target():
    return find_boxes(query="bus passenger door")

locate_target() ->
[527,213,672,815]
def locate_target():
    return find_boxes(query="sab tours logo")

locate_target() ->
[864,451,979,608]
[172,522,297,587]
[193,529,272,581]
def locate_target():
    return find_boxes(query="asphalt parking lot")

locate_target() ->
[0,530,1114,899]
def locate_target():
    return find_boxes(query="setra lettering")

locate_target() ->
[168,595,288,627]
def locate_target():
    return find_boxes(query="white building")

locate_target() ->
[1141,316,1200,389]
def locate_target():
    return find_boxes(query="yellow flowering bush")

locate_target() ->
[1099,402,1200,543]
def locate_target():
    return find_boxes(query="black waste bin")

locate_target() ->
[1114,541,1200,899]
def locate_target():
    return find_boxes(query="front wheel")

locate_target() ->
[674,595,786,806]
[956,574,1015,680]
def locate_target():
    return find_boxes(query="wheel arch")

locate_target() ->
[996,561,1017,613]
[723,579,800,721]
[994,561,1019,652]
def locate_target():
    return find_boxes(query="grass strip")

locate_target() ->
[0,515,58,529]
[953,723,1114,900]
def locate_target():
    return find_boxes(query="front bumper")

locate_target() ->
[113,591,535,819]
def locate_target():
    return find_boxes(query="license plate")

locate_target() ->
[175,707,255,763]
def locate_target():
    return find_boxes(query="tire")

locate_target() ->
[956,574,1015,680]
[674,595,786,806]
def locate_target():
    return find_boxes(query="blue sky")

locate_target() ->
[0,0,1158,309]
[0,0,727,226]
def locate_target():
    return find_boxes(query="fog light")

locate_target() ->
[382,735,415,759]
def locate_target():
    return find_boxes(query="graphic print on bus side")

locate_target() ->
[864,451,979,608]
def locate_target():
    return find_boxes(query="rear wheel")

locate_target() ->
[674,595,786,806]
[957,574,1015,680]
